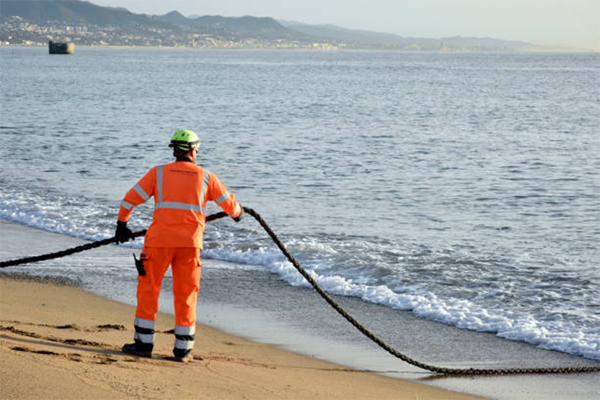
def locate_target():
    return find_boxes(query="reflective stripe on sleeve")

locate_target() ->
[133,184,150,201]
[121,200,133,210]
[215,191,230,205]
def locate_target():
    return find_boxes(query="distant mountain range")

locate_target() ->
[279,20,539,50]
[155,11,304,41]
[0,0,543,51]
[2,0,157,27]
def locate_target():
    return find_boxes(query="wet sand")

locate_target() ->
[0,275,480,400]
[0,220,483,400]
[1,220,599,399]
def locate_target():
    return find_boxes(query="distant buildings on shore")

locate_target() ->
[0,16,340,49]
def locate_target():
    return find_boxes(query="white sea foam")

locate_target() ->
[205,245,600,361]
[0,190,144,249]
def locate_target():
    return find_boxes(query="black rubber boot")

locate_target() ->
[173,348,193,363]
[122,340,153,358]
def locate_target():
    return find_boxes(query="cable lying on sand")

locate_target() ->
[1,207,599,375]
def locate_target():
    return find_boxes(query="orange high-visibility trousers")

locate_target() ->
[135,246,201,327]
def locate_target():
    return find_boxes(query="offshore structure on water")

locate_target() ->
[48,40,74,54]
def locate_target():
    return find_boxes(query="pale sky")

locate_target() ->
[90,0,600,50]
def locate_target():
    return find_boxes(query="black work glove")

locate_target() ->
[115,220,134,243]
[233,207,245,222]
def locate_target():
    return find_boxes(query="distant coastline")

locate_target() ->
[1,0,585,52]
[1,42,595,53]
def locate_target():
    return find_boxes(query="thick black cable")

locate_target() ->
[1,207,599,375]
[0,212,228,268]
[241,208,600,376]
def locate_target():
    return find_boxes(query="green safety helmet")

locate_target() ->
[169,130,200,152]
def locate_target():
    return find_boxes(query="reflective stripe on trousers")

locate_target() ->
[174,325,195,351]
[134,317,155,344]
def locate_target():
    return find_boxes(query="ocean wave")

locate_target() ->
[1,188,598,361]
[203,244,600,361]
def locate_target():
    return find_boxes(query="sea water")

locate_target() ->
[1,47,599,363]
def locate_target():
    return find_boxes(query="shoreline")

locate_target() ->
[1,44,597,53]
[1,220,599,399]
[0,274,479,400]
[0,220,481,399]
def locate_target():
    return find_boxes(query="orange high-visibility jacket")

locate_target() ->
[118,161,241,248]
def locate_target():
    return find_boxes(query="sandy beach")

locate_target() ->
[0,274,482,400]
[1,221,599,399]
[0,214,482,400]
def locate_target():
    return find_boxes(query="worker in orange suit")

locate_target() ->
[115,130,244,362]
